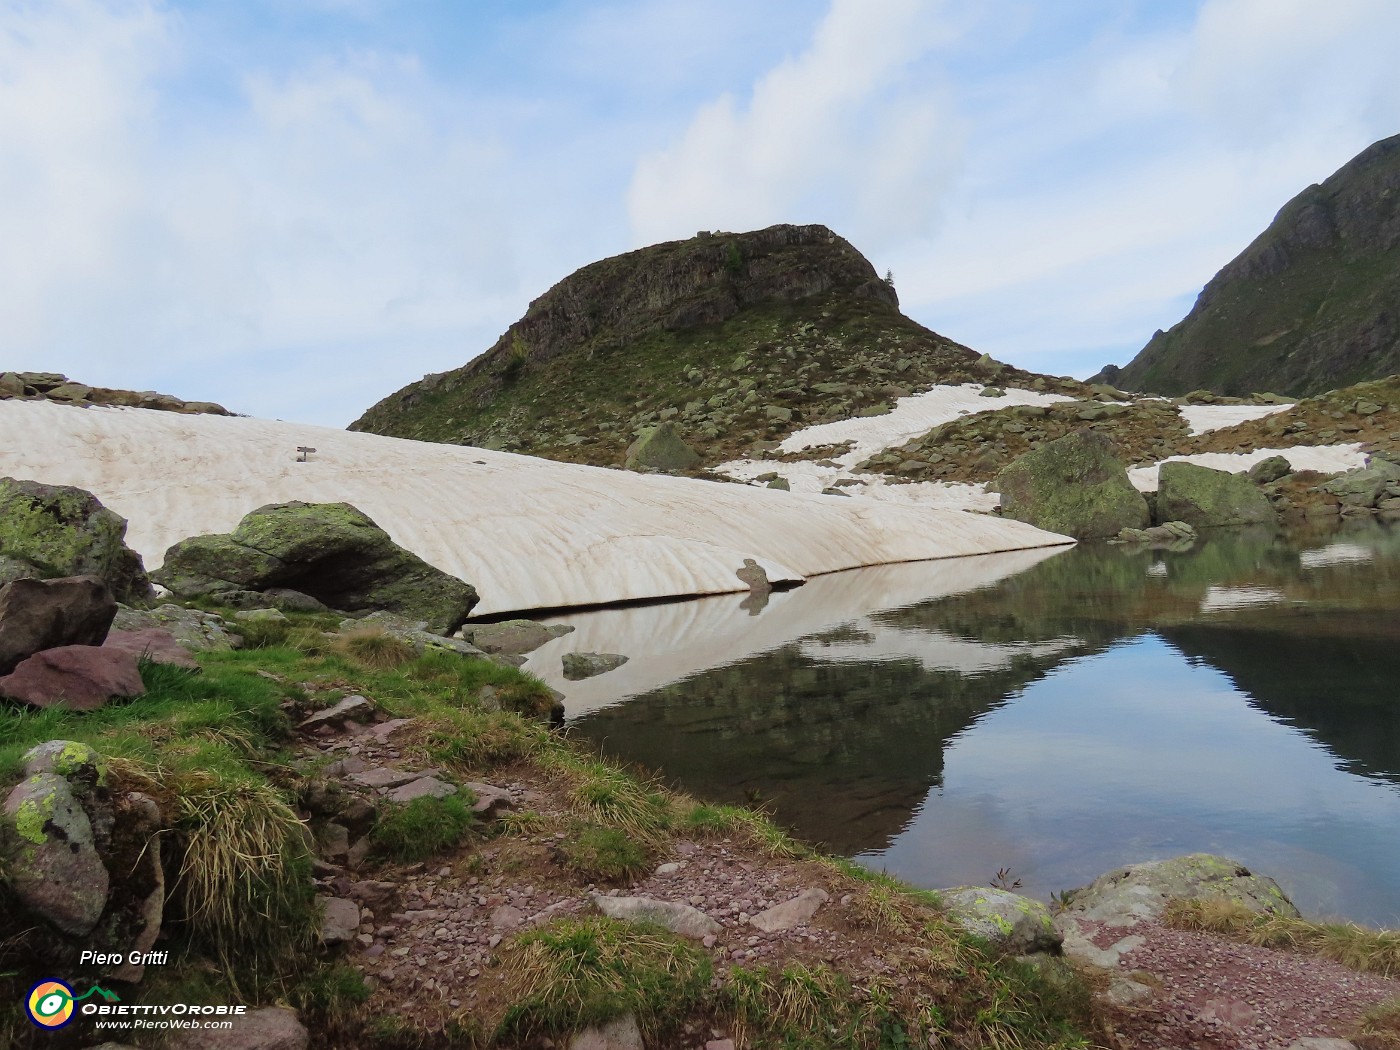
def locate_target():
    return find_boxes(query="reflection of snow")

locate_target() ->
[800,627,1082,675]
[1178,404,1293,435]
[1199,586,1287,611]
[1146,563,1168,576]
[1299,544,1374,569]
[1129,445,1368,492]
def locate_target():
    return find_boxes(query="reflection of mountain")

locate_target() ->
[1159,621,1400,784]
[572,632,1089,854]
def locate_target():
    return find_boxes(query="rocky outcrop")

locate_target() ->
[1155,461,1276,528]
[994,429,1149,539]
[0,478,153,603]
[112,603,240,651]
[1095,133,1400,397]
[1320,458,1400,510]
[0,575,117,675]
[154,502,479,634]
[460,619,573,656]
[0,371,230,415]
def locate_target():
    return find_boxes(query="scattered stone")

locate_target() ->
[234,608,288,623]
[300,694,374,729]
[1284,1039,1358,1050]
[1104,978,1155,1007]
[0,575,117,675]
[593,895,721,939]
[167,1006,309,1050]
[765,478,791,491]
[490,905,525,929]
[568,1013,644,1050]
[386,777,457,804]
[0,644,144,710]
[937,888,1061,955]
[1,772,109,934]
[349,767,424,789]
[319,896,361,945]
[562,652,629,680]
[748,888,829,932]
[463,782,514,818]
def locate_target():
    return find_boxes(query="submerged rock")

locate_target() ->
[994,429,1149,539]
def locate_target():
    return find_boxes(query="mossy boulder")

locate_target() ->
[624,421,701,472]
[937,887,1061,955]
[0,478,154,603]
[1156,461,1276,528]
[1321,459,1400,508]
[1,770,110,935]
[993,429,1148,539]
[154,502,478,634]
[1060,853,1299,927]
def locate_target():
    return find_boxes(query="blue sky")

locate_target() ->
[3,0,1399,426]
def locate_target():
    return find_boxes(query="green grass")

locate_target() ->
[370,792,477,862]
[557,822,652,883]
[498,917,712,1043]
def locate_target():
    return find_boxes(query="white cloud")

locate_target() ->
[627,0,965,251]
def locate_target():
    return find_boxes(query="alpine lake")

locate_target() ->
[524,519,1400,927]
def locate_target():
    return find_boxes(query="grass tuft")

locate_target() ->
[557,822,652,883]
[370,792,476,862]
[329,627,417,670]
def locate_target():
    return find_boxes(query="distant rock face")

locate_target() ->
[0,478,154,603]
[1098,132,1400,397]
[154,502,479,634]
[0,370,230,415]
[994,429,1149,539]
[1155,461,1276,528]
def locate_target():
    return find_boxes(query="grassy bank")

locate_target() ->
[0,611,1109,1049]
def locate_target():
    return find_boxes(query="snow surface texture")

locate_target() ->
[1127,445,1367,491]
[0,401,1073,616]
[525,546,1065,715]
[1178,403,1294,435]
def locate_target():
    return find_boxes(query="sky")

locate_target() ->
[2,0,1399,427]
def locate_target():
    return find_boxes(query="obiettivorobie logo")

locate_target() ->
[26,980,121,1029]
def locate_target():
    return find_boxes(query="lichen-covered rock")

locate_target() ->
[1247,455,1293,485]
[1,771,110,934]
[154,502,478,634]
[0,575,117,675]
[112,603,238,651]
[1059,853,1300,928]
[562,651,629,680]
[994,429,1148,539]
[0,478,153,603]
[1156,461,1276,528]
[1321,459,1400,508]
[937,887,1061,955]
[624,421,701,472]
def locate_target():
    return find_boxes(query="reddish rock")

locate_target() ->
[0,645,144,710]
[0,575,117,675]
[102,627,199,669]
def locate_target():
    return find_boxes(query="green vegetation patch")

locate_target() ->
[371,792,476,863]
[557,821,652,883]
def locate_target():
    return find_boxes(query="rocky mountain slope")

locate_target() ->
[350,224,1081,467]
[1094,132,1400,397]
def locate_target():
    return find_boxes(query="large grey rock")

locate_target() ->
[318,896,361,945]
[1,772,110,934]
[749,888,829,932]
[0,644,145,710]
[994,430,1148,539]
[1156,461,1276,528]
[1247,455,1293,485]
[462,619,572,656]
[593,894,721,939]
[1059,853,1299,928]
[1322,459,1400,508]
[562,652,629,680]
[937,888,1061,955]
[568,1014,644,1050]
[154,502,478,634]
[167,1007,309,1050]
[0,478,153,603]
[625,421,701,472]
[112,603,238,651]
[0,575,117,675]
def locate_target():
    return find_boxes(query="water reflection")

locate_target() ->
[546,521,1400,924]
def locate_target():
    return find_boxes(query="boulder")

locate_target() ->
[748,888,829,932]
[0,645,145,710]
[624,422,701,472]
[994,430,1148,539]
[154,502,478,634]
[167,1007,309,1050]
[937,888,1061,955]
[1,772,110,935]
[0,575,117,675]
[1321,460,1400,509]
[101,627,200,669]
[1156,462,1276,528]
[1247,455,1293,485]
[0,478,153,603]
[1059,853,1299,928]
[568,1014,645,1050]
[111,604,238,651]
[562,652,629,680]
[318,896,361,945]
[462,619,573,656]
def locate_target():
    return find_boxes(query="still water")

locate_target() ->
[524,521,1400,926]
